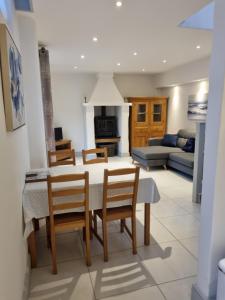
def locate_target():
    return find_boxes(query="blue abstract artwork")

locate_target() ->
[0,24,25,130]
[9,46,25,126]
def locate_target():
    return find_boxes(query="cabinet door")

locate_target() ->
[149,99,167,137]
[131,102,150,147]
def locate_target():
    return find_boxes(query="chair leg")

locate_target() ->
[50,230,57,274]
[46,218,51,249]
[131,215,137,255]
[94,213,98,233]
[85,225,91,267]
[89,211,93,240]
[120,219,125,233]
[82,227,85,241]
[102,219,108,262]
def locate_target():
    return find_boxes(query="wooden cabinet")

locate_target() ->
[55,139,72,161]
[128,97,167,149]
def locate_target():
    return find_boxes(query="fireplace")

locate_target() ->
[83,73,131,157]
[94,107,118,138]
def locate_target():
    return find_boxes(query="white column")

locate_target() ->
[192,0,225,298]
[84,105,95,149]
[117,105,130,156]
[192,122,205,203]
[17,13,47,168]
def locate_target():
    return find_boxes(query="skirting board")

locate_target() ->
[22,253,31,300]
[191,284,216,300]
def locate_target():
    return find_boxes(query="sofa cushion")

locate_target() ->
[177,137,188,148]
[169,152,194,168]
[182,138,195,153]
[132,146,183,160]
[162,134,178,147]
[178,129,195,139]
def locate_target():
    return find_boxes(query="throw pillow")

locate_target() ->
[162,134,178,147]
[177,137,188,148]
[182,138,195,153]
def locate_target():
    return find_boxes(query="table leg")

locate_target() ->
[28,231,37,268]
[144,203,151,245]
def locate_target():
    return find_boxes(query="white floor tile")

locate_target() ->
[174,200,201,219]
[179,237,199,259]
[81,231,132,257]
[29,259,94,300]
[36,231,84,267]
[159,276,196,300]
[102,286,165,300]
[126,216,176,247]
[89,250,156,299]
[138,240,197,284]
[158,214,200,239]
[151,198,189,218]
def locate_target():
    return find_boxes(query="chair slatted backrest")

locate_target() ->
[48,149,76,167]
[103,167,140,213]
[47,172,89,223]
[82,148,108,165]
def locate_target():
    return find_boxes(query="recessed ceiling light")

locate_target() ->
[116,1,122,7]
[74,66,78,69]
[162,59,167,64]
[196,45,201,49]
[133,52,138,56]
[142,68,145,72]
[81,55,85,59]
[93,37,98,42]
[117,62,121,66]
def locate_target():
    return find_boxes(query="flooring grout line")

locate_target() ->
[155,215,199,262]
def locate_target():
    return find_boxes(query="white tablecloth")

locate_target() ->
[23,162,160,238]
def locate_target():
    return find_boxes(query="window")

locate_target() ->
[137,104,146,122]
[153,104,162,122]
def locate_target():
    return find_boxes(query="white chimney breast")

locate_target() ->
[88,73,125,105]
[83,73,131,156]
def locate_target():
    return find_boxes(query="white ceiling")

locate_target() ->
[32,0,212,74]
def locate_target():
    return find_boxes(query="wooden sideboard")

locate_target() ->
[55,139,71,150]
[128,97,167,149]
[55,139,72,161]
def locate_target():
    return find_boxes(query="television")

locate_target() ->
[54,127,63,141]
[94,116,117,138]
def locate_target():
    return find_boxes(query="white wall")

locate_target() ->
[18,15,47,169]
[154,57,209,88]
[52,73,157,152]
[52,73,97,152]
[0,1,30,300]
[114,74,158,97]
[160,80,209,133]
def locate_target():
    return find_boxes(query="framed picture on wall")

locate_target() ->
[0,24,25,131]
[188,93,208,122]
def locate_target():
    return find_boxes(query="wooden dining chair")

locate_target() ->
[82,147,108,165]
[46,172,91,274]
[93,166,140,262]
[48,149,76,167]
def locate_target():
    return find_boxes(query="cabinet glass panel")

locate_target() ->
[153,104,162,122]
[137,104,146,122]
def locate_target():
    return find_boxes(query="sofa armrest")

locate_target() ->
[148,138,163,146]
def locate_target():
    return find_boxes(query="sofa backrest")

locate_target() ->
[177,129,195,139]
[176,129,195,149]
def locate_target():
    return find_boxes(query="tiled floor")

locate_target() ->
[29,157,200,300]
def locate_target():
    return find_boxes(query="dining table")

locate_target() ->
[23,161,160,268]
